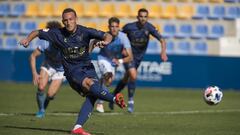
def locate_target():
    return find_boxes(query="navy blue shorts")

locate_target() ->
[124,58,142,71]
[66,63,99,96]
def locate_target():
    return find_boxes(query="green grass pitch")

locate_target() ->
[0,82,240,135]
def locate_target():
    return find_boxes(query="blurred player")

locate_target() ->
[94,17,133,113]
[110,8,168,113]
[19,8,126,135]
[29,21,64,118]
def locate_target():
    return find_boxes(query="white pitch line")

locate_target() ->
[0,109,240,117]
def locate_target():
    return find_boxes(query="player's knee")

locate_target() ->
[82,78,94,91]
[38,84,46,91]
[129,73,137,81]
[103,72,113,86]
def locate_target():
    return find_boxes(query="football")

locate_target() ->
[203,86,223,105]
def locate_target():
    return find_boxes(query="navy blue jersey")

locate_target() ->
[38,25,105,75]
[122,21,162,61]
[37,40,63,71]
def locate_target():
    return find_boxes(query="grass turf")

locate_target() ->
[0,82,240,135]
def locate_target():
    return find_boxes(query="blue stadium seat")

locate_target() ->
[192,5,209,20]
[176,41,191,54]
[0,21,6,35]
[5,37,18,49]
[0,2,10,16]
[191,24,208,39]
[224,0,237,2]
[146,40,160,54]
[166,40,175,54]
[5,21,21,35]
[21,21,37,35]
[207,25,224,39]
[224,7,239,20]
[208,6,225,20]
[162,24,176,38]
[0,37,3,48]
[175,24,192,38]
[193,41,208,55]
[10,3,26,17]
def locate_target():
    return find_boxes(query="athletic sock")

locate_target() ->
[36,90,46,112]
[128,81,136,100]
[113,80,127,95]
[89,82,114,102]
[76,96,96,125]
[44,96,54,109]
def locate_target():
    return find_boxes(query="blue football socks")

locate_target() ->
[36,90,46,112]
[128,81,136,99]
[44,96,54,109]
[76,96,97,125]
[89,82,114,102]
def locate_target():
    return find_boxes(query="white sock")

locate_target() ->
[73,124,82,130]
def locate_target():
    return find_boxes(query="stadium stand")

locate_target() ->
[0,21,6,35]
[0,2,10,17]
[0,0,239,56]
[24,3,39,17]
[192,5,209,19]
[10,2,26,17]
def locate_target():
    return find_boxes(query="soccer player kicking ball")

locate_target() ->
[29,21,64,118]
[93,17,133,113]
[19,8,126,135]
[110,8,168,113]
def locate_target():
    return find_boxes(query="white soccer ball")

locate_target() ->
[203,86,223,105]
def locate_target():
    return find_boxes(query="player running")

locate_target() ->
[19,8,126,135]
[93,17,133,113]
[29,21,64,118]
[110,8,168,113]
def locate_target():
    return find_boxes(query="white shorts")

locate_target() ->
[98,58,115,76]
[41,66,65,81]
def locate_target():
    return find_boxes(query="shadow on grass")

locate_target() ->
[4,125,104,135]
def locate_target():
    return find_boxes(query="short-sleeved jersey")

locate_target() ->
[38,25,105,74]
[122,21,162,61]
[99,31,131,64]
[37,40,63,71]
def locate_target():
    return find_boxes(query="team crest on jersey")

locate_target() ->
[43,28,49,32]
[76,34,83,42]
[145,30,149,35]
[64,38,67,43]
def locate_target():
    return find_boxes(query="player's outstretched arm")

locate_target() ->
[19,30,39,48]
[159,38,168,62]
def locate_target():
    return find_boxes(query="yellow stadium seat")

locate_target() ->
[25,3,39,17]
[130,3,145,17]
[85,22,97,29]
[161,5,176,19]
[98,23,108,32]
[83,3,99,17]
[176,5,193,19]
[193,0,207,2]
[53,2,68,17]
[38,22,46,29]
[38,3,54,17]
[177,0,189,2]
[148,4,162,18]
[72,3,84,17]
[208,0,223,3]
[99,3,115,18]
[115,3,130,18]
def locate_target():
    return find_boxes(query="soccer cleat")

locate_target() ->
[71,127,91,135]
[114,93,126,109]
[35,111,45,118]
[96,103,104,113]
[127,102,134,113]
